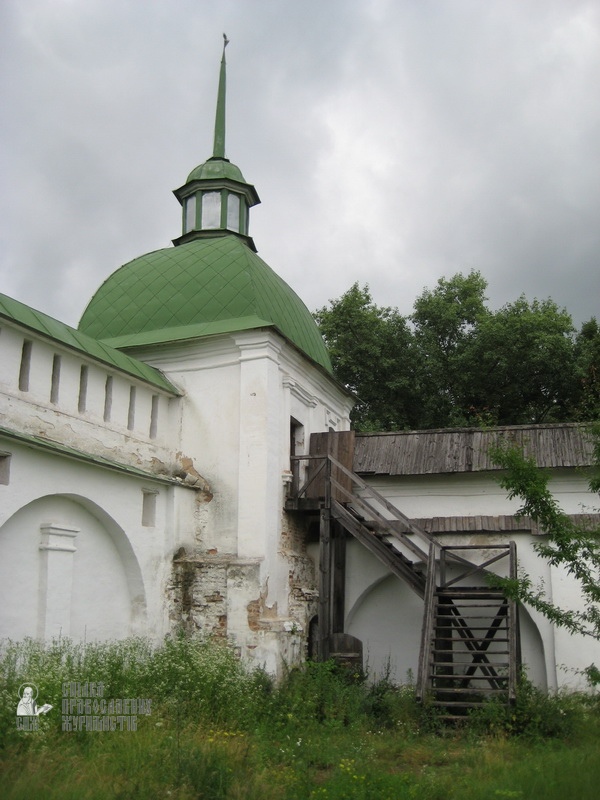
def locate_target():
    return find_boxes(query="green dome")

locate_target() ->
[187,157,246,184]
[78,236,332,373]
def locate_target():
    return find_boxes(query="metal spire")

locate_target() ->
[212,34,229,159]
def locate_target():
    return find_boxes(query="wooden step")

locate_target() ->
[437,617,508,631]
[430,673,509,680]
[430,657,510,665]
[437,675,509,682]
[432,641,510,647]
[435,604,508,611]
[429,700,505,708]
[436,591,508,596]
[428,686,508,694]
[435,632,508,638]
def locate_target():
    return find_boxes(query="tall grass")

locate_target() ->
[1,636,599,799]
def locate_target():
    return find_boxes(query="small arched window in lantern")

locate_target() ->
[184,195,196,233]
[202,191,221,229]
[227,193,240,232]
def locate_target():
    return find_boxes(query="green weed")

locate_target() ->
[1,637,599,799]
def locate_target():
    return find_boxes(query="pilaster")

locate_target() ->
[37,523,79,638]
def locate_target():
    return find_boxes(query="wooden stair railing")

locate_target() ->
[331,500,427,598]
[287,451,520,717]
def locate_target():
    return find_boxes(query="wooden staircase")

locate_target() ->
[330,500,427,598]
[287,432,520,717]
[417,543,519,718]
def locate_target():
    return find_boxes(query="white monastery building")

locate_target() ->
[1,45,598,703]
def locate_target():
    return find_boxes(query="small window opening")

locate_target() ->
[19,340,33,391]
[290,417,305,461]
[149,395,159,439]
[227,193,240,232]
[127,386,136,430]
[184,194,196,232]
[0,453,11,485]
[50,355,61,404]
[142,489,158,527]
[103,375,113,422]
[201,191,221,229]
[78,365,89,413]
[290,417,305,495]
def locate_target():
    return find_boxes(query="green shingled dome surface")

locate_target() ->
[78,236,332,373]
[187,158,246,184]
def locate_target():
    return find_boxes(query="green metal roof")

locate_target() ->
[78,236,333,373]
[186,157,247,184]
[0,293,179,394]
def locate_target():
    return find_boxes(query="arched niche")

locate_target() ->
[0,494,146,642]
[346,573,424,684]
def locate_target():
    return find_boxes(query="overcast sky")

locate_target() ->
[1,0,598,331]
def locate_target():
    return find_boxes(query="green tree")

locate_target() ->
[314,283,419,431]
[490,425,600,681]
[462,297,577,425]
[315,272,588,431]
[411,270,489,427]
[570,318,600,421]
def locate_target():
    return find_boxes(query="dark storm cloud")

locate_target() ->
[1,0,598,329]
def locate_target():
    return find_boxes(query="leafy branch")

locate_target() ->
[488,426,600,644]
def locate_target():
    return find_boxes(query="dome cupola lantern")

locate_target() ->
[173,36,260,251]
[79,36,333,374]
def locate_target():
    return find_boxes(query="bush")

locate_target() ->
[137,632,261,726]
[262,659,366,729]
[1,636,592,749]
[467,675,587,739]
[0,635,265,748]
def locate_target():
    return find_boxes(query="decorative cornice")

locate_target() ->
[282,376,318,408]
[39,523,79,553]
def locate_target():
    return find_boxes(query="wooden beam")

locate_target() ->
[332,521,346,634]
[318,505,332,661]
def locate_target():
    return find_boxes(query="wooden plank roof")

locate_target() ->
[354,423,596,476]
[410,513,600,535]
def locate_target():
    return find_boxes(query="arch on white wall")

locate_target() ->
[0,493,146,642]
[346,572,396,630]
[61,492,147,614]
[515,603,548,690]
[345,572,548,690]
[346,573,424,684]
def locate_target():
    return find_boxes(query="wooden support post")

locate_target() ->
[434,549,454,689]
[318,505,332,662]
[332,521,346,634]
[508,540,520,701]
[439,547,447,588]
[417,542,437,701]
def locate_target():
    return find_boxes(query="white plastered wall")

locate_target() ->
[0,322,180,474]
[0,441,196,643]
[136,328,352,671]
[347,469,600,690]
